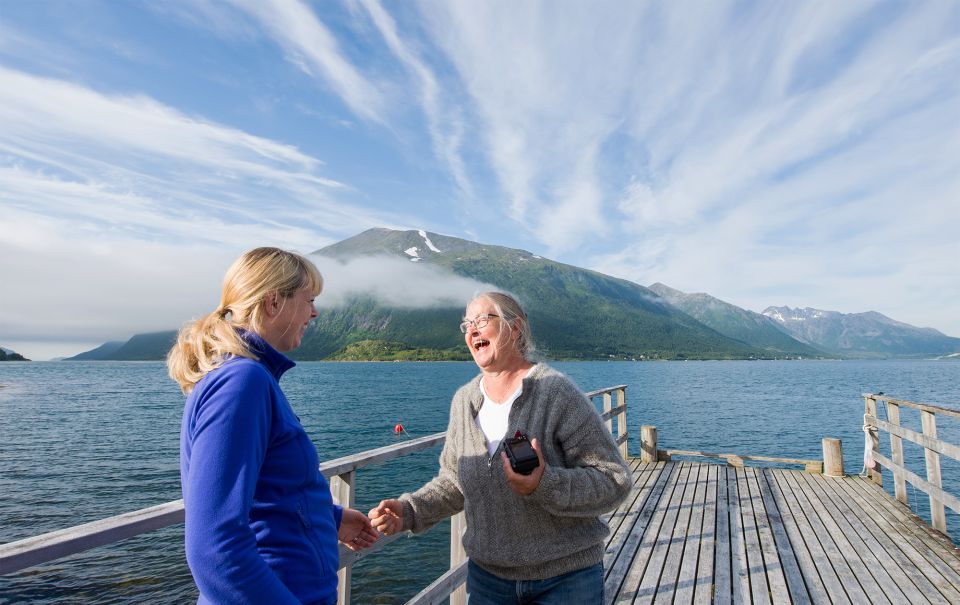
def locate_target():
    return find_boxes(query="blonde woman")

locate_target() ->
[169,247,377,605]
[370,291,630,604]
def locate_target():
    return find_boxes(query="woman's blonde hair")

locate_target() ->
[167,247,322,393]
[469,291,535,360]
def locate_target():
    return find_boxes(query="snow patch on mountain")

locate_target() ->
[418,230,441,253]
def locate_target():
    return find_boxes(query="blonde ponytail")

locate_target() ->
[167,247,322,393]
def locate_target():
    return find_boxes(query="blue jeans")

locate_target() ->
[466,560,603,604]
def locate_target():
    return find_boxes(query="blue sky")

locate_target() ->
[1,1,959,360]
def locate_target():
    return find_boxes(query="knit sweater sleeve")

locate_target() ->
[398,391,467,533]
[182,363,300,604]
[526,376,631,517]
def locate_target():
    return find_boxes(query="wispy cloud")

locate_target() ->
[226,0,387,124]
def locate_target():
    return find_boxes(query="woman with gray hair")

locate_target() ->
[370,291,630,604]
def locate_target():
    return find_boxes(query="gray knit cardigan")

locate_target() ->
[398,363,632,581]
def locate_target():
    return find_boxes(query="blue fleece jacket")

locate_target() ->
[180,331,342,605]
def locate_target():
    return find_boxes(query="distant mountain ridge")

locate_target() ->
[67,228,960,361]
[647,284,824,357]
[762,306,960,358]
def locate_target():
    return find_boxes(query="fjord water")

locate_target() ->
[1,360,958,604]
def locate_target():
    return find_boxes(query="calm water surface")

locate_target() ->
[1,360,958,604]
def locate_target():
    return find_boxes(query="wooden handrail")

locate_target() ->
[658,449,823,474]
[863,393,957,534]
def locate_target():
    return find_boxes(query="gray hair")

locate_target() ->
[468,291,535,360]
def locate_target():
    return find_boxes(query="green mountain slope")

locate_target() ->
[648,283,825,357]
[313,228,766,360]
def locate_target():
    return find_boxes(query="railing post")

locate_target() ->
[617,387,628,459]
[921,411,947,533]
[864,396,882,486]
[330,471,356,605]
[821,438,844,477]
[641,426,657,463]
[450,511,467,605]
[602,392,613,435]
[886,403,907,503]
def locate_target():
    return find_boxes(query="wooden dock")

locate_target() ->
[603,459,960,604]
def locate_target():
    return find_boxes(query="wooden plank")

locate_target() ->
[655,462,701,604]
[796,472,907,603]
[844,476,960,587]
[319,432,445,477]
[866,414,960,464]
[605,462,676,604]
[605,461,660,571]
[693,464,718,605]
[735,467,769,604]
[886,403,908,503]
[770,469,858,604]
[713,465,732,605]
[662,449,819,470]
[760,469,825,604]
[584,384,629,399]
[330,470,355,605]
[675,462,708,605]
[864,393,960,420]
[779,470,877,603]
[865,396,883,486]
[405,559,467,605]
[745,468,789,603]
[809,473,950,605]
[637,462,694,603]
[922,410,948,533]
[871,451,960,516]
[0,499,185,575]
[727,467,750,604]
[599,403,628,422]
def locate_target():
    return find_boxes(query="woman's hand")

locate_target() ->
[368,499,404,536]
[338,508,380,551]
[501,437,546,495]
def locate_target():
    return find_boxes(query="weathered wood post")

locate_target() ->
[864,395,882,486]
[921,411,947,533]
[821,438,844,477]
[641,426,657,463]
[450,511,467,605]
[330,471,356,605]
[616,388,628,460]
[886,402,907,503]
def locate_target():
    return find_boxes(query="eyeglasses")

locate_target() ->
[459,314,499,333]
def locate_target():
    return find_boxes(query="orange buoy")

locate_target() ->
[394,423,404,435]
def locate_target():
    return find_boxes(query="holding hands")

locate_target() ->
[368,499,404,536]
[338,508,380,551]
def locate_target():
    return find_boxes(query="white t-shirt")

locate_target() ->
[476,369,532,456]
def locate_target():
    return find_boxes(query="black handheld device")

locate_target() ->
[503,431,539,475]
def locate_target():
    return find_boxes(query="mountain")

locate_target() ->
[648,284,824,357]
[309,228,766,360]
[762,306,960,358]
[67,332,177,362]
[64,341,126,361]
[0,346,28,361]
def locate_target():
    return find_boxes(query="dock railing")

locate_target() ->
[863,392,960,535]
[0,385,629,605]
